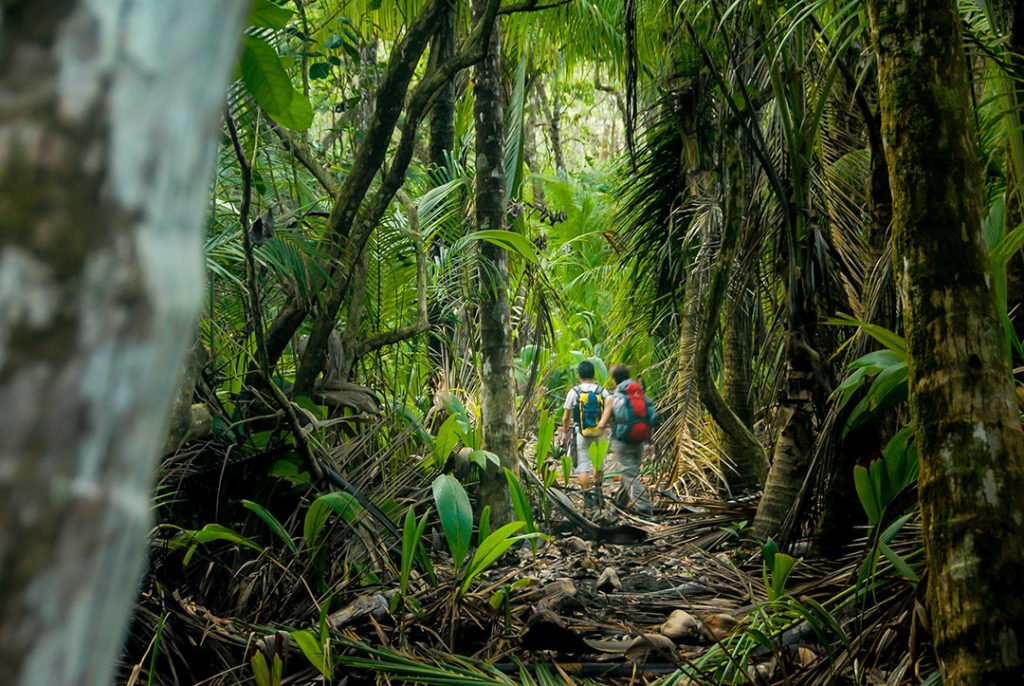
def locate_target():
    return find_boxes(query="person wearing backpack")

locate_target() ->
[559,360,610,505]
[596,364,658,515]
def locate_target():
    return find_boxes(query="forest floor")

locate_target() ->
[128,461,932,685]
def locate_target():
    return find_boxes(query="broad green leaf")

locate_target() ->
[241,36,294,116]
[290,630,332,678]
[248,0,292,29]
[826,315,906,355]
[801,595,853,654]
[274,90,314,131]
[769,552,798,599]
[250,651,271,686]
[883,427,918,494]
[478,505,492,546]
[292,395,323,421]
[504,467,536,534]
[243,499,298,554]
[171,523,262,552]
[864,361,908,412]
[432,475,473,573]
[459,521,527,596]
[469,449,500,470]
[304,492,362,552]
[880,512,915,545]
[854,464,881,525]
[309,62,332,80]
[430,414,462,470]
[535,409,555,469]
[455,230,541,266]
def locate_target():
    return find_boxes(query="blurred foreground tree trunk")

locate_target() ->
[0,3,247,685]
[867,1,1024,681]
[473,1,515,524]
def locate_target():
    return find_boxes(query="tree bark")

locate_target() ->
[867,1,1024,681]
[721,272,759,492]
[473,2,516,525]
[535,80,565,174]
[295,0,502,395]
[427,1,457,390]
[0,4,246,685]
[694,139,770,487]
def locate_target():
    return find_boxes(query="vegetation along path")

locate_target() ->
[3,1,1024,685]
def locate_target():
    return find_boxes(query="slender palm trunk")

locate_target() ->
[0,4,246,685]
[473,3,515,524]
[867,1,1024,681]
[722,273,759,492]
[695,138,770,485]
[426,1,457,391]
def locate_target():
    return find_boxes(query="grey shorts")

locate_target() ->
[574,432,607,473]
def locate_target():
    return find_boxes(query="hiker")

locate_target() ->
[597,364,658,515]
[559,360,610,507]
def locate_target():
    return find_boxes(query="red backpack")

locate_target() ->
[613,381,655,442]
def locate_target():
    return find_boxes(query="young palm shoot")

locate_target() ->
[588,437,609,510]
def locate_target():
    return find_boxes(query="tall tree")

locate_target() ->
[867,1,1024,681]
[473,1,516,524]
[0,3,247,685]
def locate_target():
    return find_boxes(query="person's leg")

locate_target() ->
[612,441,649,513]
[574,432,594,490]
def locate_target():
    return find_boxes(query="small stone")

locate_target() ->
[596,567,622,592]
[660,609,700,641]
[625,633,677,663]
[701,613,740,641]
[561,536,589,553]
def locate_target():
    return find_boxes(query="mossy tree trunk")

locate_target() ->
[473,2,515,525]
[721,271,759,492]
[0,3,247,685]
[427,1,457,391]
[695,138,770,489]
[867,1,1024,681]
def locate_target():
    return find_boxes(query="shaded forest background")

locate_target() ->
[3,1,1024,685]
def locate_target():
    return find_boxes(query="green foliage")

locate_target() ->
[587,436,609,473]
[432,475,474,575]
[304,492,363,558]
[760,538,798,602]
[432,474,538,600]
[457,521,528,599]
[828,316,908,437]
[852,427,918,527]
[534,409,557,470]
[291,627,332,680]
[242,499,298,554]
[239,35,313,131]
[250,651,283,686]
[168,523,263,566]
[400,506,432,598]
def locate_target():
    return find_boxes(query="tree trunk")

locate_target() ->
[426,2,457,391]
[867,1,1024,681]
[473,3,516,525]
[694,139,770,487]
[535,80,565,174]
[0,4,246,685]
[721,273,759,492]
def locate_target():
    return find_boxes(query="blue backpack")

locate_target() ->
[612,380,657,442]
[573,385,606,437]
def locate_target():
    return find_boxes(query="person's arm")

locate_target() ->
[560,407,572,440]
[595,397,615,432]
